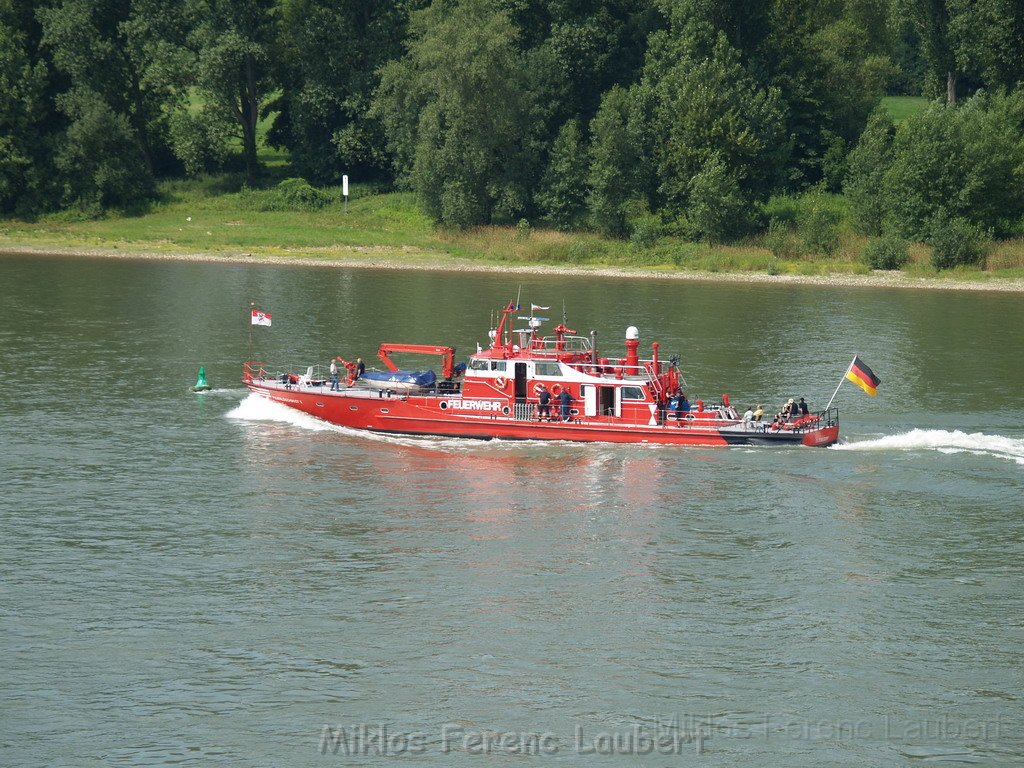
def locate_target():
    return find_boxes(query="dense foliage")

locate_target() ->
[2,0,1023,263]
[846,92,1024,240]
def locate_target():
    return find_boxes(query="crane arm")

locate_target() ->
[377,343,456,379]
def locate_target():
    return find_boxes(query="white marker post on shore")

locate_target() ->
[343,174,349,213]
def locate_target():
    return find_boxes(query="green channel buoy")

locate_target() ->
[192,366,211,392]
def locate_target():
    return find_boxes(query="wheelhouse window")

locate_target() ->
[534,362,562,377]
[468,359,489,371]
[620,386,645,400]
[489,361,507,372]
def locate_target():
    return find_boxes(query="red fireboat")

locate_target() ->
[243,301,839,447]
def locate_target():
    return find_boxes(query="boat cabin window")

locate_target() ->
[620,386,645,400]
[489,361,507,372]
[534,361,562,377]
[468,359,489,372]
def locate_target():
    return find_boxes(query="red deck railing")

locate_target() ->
[243,361,266,383]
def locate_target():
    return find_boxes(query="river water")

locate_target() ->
[2,253,1022,767]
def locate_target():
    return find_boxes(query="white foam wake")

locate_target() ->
[832,428,1024,465]
[225,391,337,431]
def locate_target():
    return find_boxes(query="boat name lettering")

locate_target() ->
[448,399,504,411]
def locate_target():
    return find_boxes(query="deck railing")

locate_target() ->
[739,406,839,433]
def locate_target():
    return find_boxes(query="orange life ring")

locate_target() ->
[495,376,507,389]
[550,383,562,395]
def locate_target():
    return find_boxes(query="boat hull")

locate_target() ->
[245,381,839,447]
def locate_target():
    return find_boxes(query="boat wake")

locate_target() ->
[226,392,339,432]
[832,429,1024,465]
[226,393,453,450]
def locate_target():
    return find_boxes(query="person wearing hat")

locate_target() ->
[753,404,764,422]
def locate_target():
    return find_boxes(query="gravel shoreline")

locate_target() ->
[5,243,1024,293]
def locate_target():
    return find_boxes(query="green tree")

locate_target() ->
[894,0,1024,102]
[893,0,964,102]
[39,0,187,178]
[586,86,645,237]
[536,119,588,230]
[948,0,1024,93]
[272,0,414,184]
[657,0,891,188]
[0,2,55,214]
[684,153,748,242]
[844,107,895,235]
[373,0,538,227]
[881,93,1024,238]
[186,0,277,184]
[516,0,661,143]
[641,30,789,220]
[53,87,155,211]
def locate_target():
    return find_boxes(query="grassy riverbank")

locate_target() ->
[4,177,1024,286]
[3,96,1023,288]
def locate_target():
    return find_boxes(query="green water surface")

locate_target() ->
[2,254,1022,767]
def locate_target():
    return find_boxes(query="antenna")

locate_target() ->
[515,285,522,311]
[562,299,567,325]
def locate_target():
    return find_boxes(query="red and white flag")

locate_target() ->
[531,304,550,311]
[251,308,272,327]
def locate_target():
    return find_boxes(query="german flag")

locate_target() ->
[846,356,881,396]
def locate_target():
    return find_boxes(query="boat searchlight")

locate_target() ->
[625,326,640,372]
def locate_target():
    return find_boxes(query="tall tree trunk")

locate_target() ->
[947,70,958,104]
[129,83,155,177]
[242,54,260,185]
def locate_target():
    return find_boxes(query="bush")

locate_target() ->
[237,178,336,212]
[629,217,661,249]
[439,180,486,229]
[55,90,155,211]
[685,155,749,243]
[798,198,842,255]
[862,237,909,270]
[926,217,988,269]
[277,178,332,210]
[879,94,1024,239]
[761,195,800,227]
[764,219,803,259]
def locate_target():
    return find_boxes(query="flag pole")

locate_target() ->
[824,355,856,412]
[248,301,254,361]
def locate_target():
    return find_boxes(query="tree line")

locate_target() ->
[2,0,1023,253]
